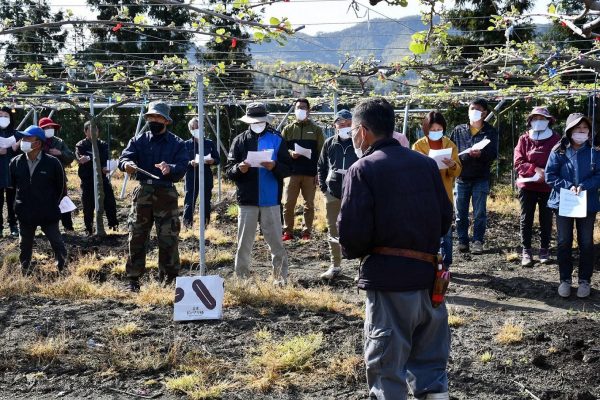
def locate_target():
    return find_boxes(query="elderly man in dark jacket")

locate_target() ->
[119,101,189,292]
[317,109,358,280]
[10,125,67,274]
[338,98,453,400]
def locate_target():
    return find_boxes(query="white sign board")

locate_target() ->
[173,275,224,321]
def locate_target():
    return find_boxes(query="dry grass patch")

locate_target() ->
[111,322,142,337]
[448,312,466,328]
[39,275,125,301]
[206,250,234,267]
[488,184,519,216]
[495,320,524,345]
[25,334,69,363]
[205,227,233,245]
[248,330,323,391]
[133,281,173,307]
[0,265,33,297]
[328,353,362,383]
[107,338,182,373]
[225,279,362,317]
[505,253,520,262]
[166,374,231,399]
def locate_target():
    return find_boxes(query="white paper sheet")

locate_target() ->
[294,143,312,159]
[0,136,16,149]
[428,148,453,170]
[559,188,587,218]
[194,154,213,163]
[106,159,119,172]
[245,149,274,168]
[516,173,541,183]
[459,138,491,156]
[59,196,77,214]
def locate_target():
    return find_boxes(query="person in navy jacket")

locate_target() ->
[545,113,600,299]
[225,103,292,285]
[182,117,220,228]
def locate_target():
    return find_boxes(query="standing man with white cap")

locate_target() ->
[225,103,292,285]
[317,109,358,280]
[118,101,189,292]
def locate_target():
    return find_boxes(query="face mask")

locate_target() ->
[571,132,589,145]
[250,122,266,134]
[531,120,549,132]
[337,127,351,139]
[0,117,9,129]
[148,121,165,135]
[20,141,33,153]
[428,130,444,141]
[353,129,364,158]
[190,129,200,139]
[469,109,482,123]
[44,128,55,138]
[295,109,307,121]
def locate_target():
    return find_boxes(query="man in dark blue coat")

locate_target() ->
[182,117,220,228]
[10,125,67,274]
[118,101,189,292]
[338,98,453,400]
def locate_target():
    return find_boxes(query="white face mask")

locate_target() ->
[250,122,266,134]
[190,129,200,139]
[0,117,9,129]
[469,109,482,123]
[20,141,33,153]
[531,120,549,132]
[428,130,444,141]
[571,132,589,145]
[295,109,307,121]
[353,129,364,158]
[337,127,351,139]
[44,128,55,138]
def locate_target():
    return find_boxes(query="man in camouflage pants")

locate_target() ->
[118,101,189,292]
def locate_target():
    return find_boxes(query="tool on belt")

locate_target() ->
[372,247,450,308]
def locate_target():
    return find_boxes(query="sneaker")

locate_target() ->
[126,279,141,293]
[521,249,533,267]
[301,233,311,241]
[577,281,591,298]
[272,278,287,287]
[108,224,118,231]
[458,243,469,253]
[320,266,341,280]
[471,241,483,255]
[558,281,571,298]
[9,226,19,237]
[539,248,550,264]
[282,232,294,241]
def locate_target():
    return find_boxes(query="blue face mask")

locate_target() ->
[428,130,444,141]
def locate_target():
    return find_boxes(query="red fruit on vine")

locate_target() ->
[112,23,123,32]
[231,38,237,48]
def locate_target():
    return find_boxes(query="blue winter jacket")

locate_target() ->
[118,130,189,183]
[545,141,600,212]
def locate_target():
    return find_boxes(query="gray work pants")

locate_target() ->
[365,289,450,400]
[235,205,288,280]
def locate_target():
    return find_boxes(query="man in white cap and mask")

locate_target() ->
[225,102,292,285]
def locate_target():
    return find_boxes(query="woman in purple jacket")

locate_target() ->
[514,107,561,267]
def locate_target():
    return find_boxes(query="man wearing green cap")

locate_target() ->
[118,101,189,292]
[10,125,67,274]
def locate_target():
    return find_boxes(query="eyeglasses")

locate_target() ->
[350,125,363,137]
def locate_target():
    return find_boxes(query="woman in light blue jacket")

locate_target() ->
[545,113,600,299]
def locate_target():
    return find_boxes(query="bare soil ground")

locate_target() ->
[0,183,599,400]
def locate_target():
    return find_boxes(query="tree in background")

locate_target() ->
[0,0,66,70]
[446,0,536,58]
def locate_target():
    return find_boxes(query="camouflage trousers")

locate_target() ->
[126,184,181,279]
